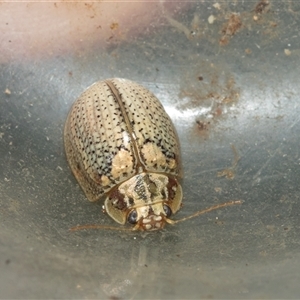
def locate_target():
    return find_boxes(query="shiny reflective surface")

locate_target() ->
[1,2,300,298]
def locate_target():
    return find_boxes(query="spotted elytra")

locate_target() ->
[65,78,242,231]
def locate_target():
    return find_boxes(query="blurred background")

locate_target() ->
[1,1,300,298]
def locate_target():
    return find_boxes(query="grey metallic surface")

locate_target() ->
[1,2,300,298]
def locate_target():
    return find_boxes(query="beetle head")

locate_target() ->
[104,173,182,230]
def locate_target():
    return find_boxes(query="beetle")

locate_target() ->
[64,78,183,231]
[65,78,242,231]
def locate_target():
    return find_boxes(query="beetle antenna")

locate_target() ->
[171,200,243,224]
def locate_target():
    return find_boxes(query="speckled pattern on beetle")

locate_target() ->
[64,78,182,231]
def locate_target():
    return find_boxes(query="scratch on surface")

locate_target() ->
[290,115,300,129]
[217,144,241,180]
[164,13,191,39]
[252,146,281,184]
[191,167,222,177]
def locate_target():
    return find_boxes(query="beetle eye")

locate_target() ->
[163,205,172,218]
[127,210,138,224]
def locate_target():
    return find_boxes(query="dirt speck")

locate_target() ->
[220,13,242,45]
[284,49,291,56]
[214,187,222,193]
[254,0,270,14]
[110,22,119,30]
[245,48,252,54]
[196,120,210,131]
[5,88,11,95]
